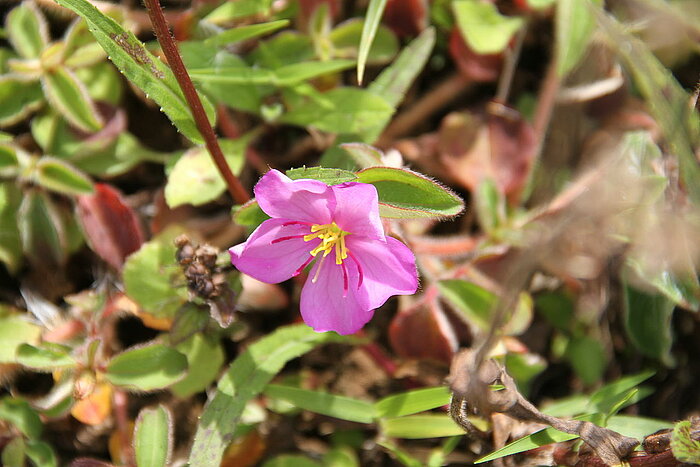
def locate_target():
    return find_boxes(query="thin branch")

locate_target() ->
[143,0,250,205]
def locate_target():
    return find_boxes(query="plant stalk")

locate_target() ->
[143,0,250,205]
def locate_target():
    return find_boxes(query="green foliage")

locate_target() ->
[134,405,172,467]
[105,344,188,391]
[452,0,524,54]
[671,420,700,464]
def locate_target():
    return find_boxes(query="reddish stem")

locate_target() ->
[142,0,250,205]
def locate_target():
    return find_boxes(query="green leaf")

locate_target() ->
[281,87,394,135]
[53,0,216,144]
[671,420,700,464]
[589,370,655,415]
[24,440,57,467]
[357,0,388,83]
[205,0,273,23]
[474,178,505,233]
[452,0,524,54]
[339,143,385,169]
[476,413,606,463]
[607,415,672,441]
[262,455,321,467]
[15,343,77,371]
[122,232,189,319]
[134,405,172,467]
[0,143,19,174]
[105,344,188,391]
[356,167,464,218]
[233,200,270,228]
[0,311,41,363]
[379,415,464,439]
[2,436,25,467]
[274,60,356,86]
[623,285,675,365]
[368,27,435,109]
[171,334,225,398]
[0,397,43,439]
[565,335,606,385]
[330,19,398,65]
[42,67,103,132]
[18,190,66,266]
[0,77,44,127]
[375,386,451,418]
[264,384,376,423]
[35,157,94,195]
[75,61,123,105]
[0,183,23,273]
[188,325,347,467]
[165,138,247,208]
[555,0,602,76]
[285,166,358,185]
[204,20,290,47]
[6,2,49,59]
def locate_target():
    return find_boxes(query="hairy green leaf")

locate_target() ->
[134,405,172,467]
[105,344,188,391]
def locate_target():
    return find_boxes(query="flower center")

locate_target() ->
[304,222,349,265]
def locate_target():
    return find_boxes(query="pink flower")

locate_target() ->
[229,170,418,335]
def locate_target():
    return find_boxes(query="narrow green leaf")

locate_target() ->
[0,312,41,363]
[6,2,49,59]
[555,0,602,76]
[275,60,356,85]
[368,27,435,109]
[357,0,388,83]
[285,166,358,185]
[35,157,94,195]
[42,67,103,132]
[15,343,77,371]
[589,370,655,415]
[475,414,606,463]
[165,138,246,208]
[53,0,216,144]
[375,386,451,418]
[452,0,524,54]
[624,285,675,365]
[0,183,23,273]
[379,415,464,439]
[607,415,672,441]
[474,178,505,233]
[204,20,289,47]
[356,167,464,218]
[0,77,44,127]
[0,397,43,439]
[264,384,376,424]
[171,334,225,398]
[105,344,188,391]
[134,405,172,467]
[188,325,346,467]
[436,279,492,328]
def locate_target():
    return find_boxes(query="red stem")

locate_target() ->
[142,0,250,205]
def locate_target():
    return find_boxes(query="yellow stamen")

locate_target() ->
[304,222,350,265]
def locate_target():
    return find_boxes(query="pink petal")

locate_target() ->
[254,170,334,224]
[300,256,373,335]
[330,182,385,240]
[229,218,318,283]
[346,236,418,309]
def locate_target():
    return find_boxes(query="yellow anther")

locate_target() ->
[304,222,350,265]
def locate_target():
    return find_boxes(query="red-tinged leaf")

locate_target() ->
[448,28,502,83]
[439,109,536,204]
[389,299,458,364]
[384,0,428,37]
[70,459,117,467]
[76,183,144,270]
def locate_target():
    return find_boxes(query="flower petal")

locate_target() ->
[346,235,418,309]
[331,182,384,240]
[300,257,373,335]
[254,169,334,224]
[229,218,317,283]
